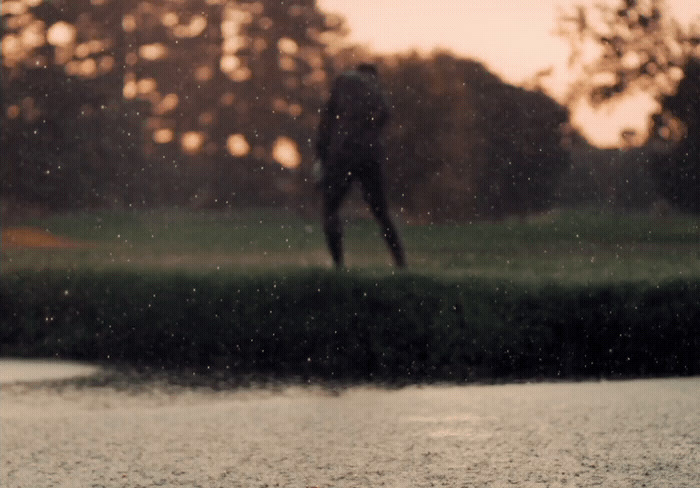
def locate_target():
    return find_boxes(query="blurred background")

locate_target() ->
[2,0,699,222]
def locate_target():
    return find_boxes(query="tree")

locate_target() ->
[559,0,700,211]
[559,0,697,104]
[477,82,570,218]
[1,0,148,210]
[119,0,347,208]
[653,58,700,211]
[380,52,570,221]
[2,0,347,211]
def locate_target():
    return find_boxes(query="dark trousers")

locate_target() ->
[321,157,405,268]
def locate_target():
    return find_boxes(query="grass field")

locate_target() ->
[3,208,700,284]
[3,208,699,380]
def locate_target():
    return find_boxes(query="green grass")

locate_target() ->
[3,209,699,381]
[3,208,700,284]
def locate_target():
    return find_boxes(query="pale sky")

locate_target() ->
[318,0,700,147]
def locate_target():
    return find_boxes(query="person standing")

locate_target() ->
[316,63,406,268]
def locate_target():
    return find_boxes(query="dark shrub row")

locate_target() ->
[1,270,698,382]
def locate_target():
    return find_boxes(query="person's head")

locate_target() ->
[356,63,378,77]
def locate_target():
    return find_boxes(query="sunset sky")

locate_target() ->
[318,0,700,147]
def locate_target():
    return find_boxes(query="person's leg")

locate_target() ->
[322,172,351,268]
[360,166,406,268]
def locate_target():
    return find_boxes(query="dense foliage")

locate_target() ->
[560,0,700,211]
[653,59,700,211]
[3,1,571,220]
[381,54,570,220]
[2,270,697,382]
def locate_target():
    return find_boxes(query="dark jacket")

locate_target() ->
[316,69,389,164]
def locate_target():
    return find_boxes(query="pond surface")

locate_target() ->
[2,378,698,487]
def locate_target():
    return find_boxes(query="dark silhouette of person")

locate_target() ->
[316,63,406,268]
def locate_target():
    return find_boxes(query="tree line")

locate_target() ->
[2,0,698,220]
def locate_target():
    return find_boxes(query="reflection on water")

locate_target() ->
[403,414,500,438]
[0,359,100,384]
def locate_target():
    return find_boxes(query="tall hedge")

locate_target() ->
[1,270,697,382]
